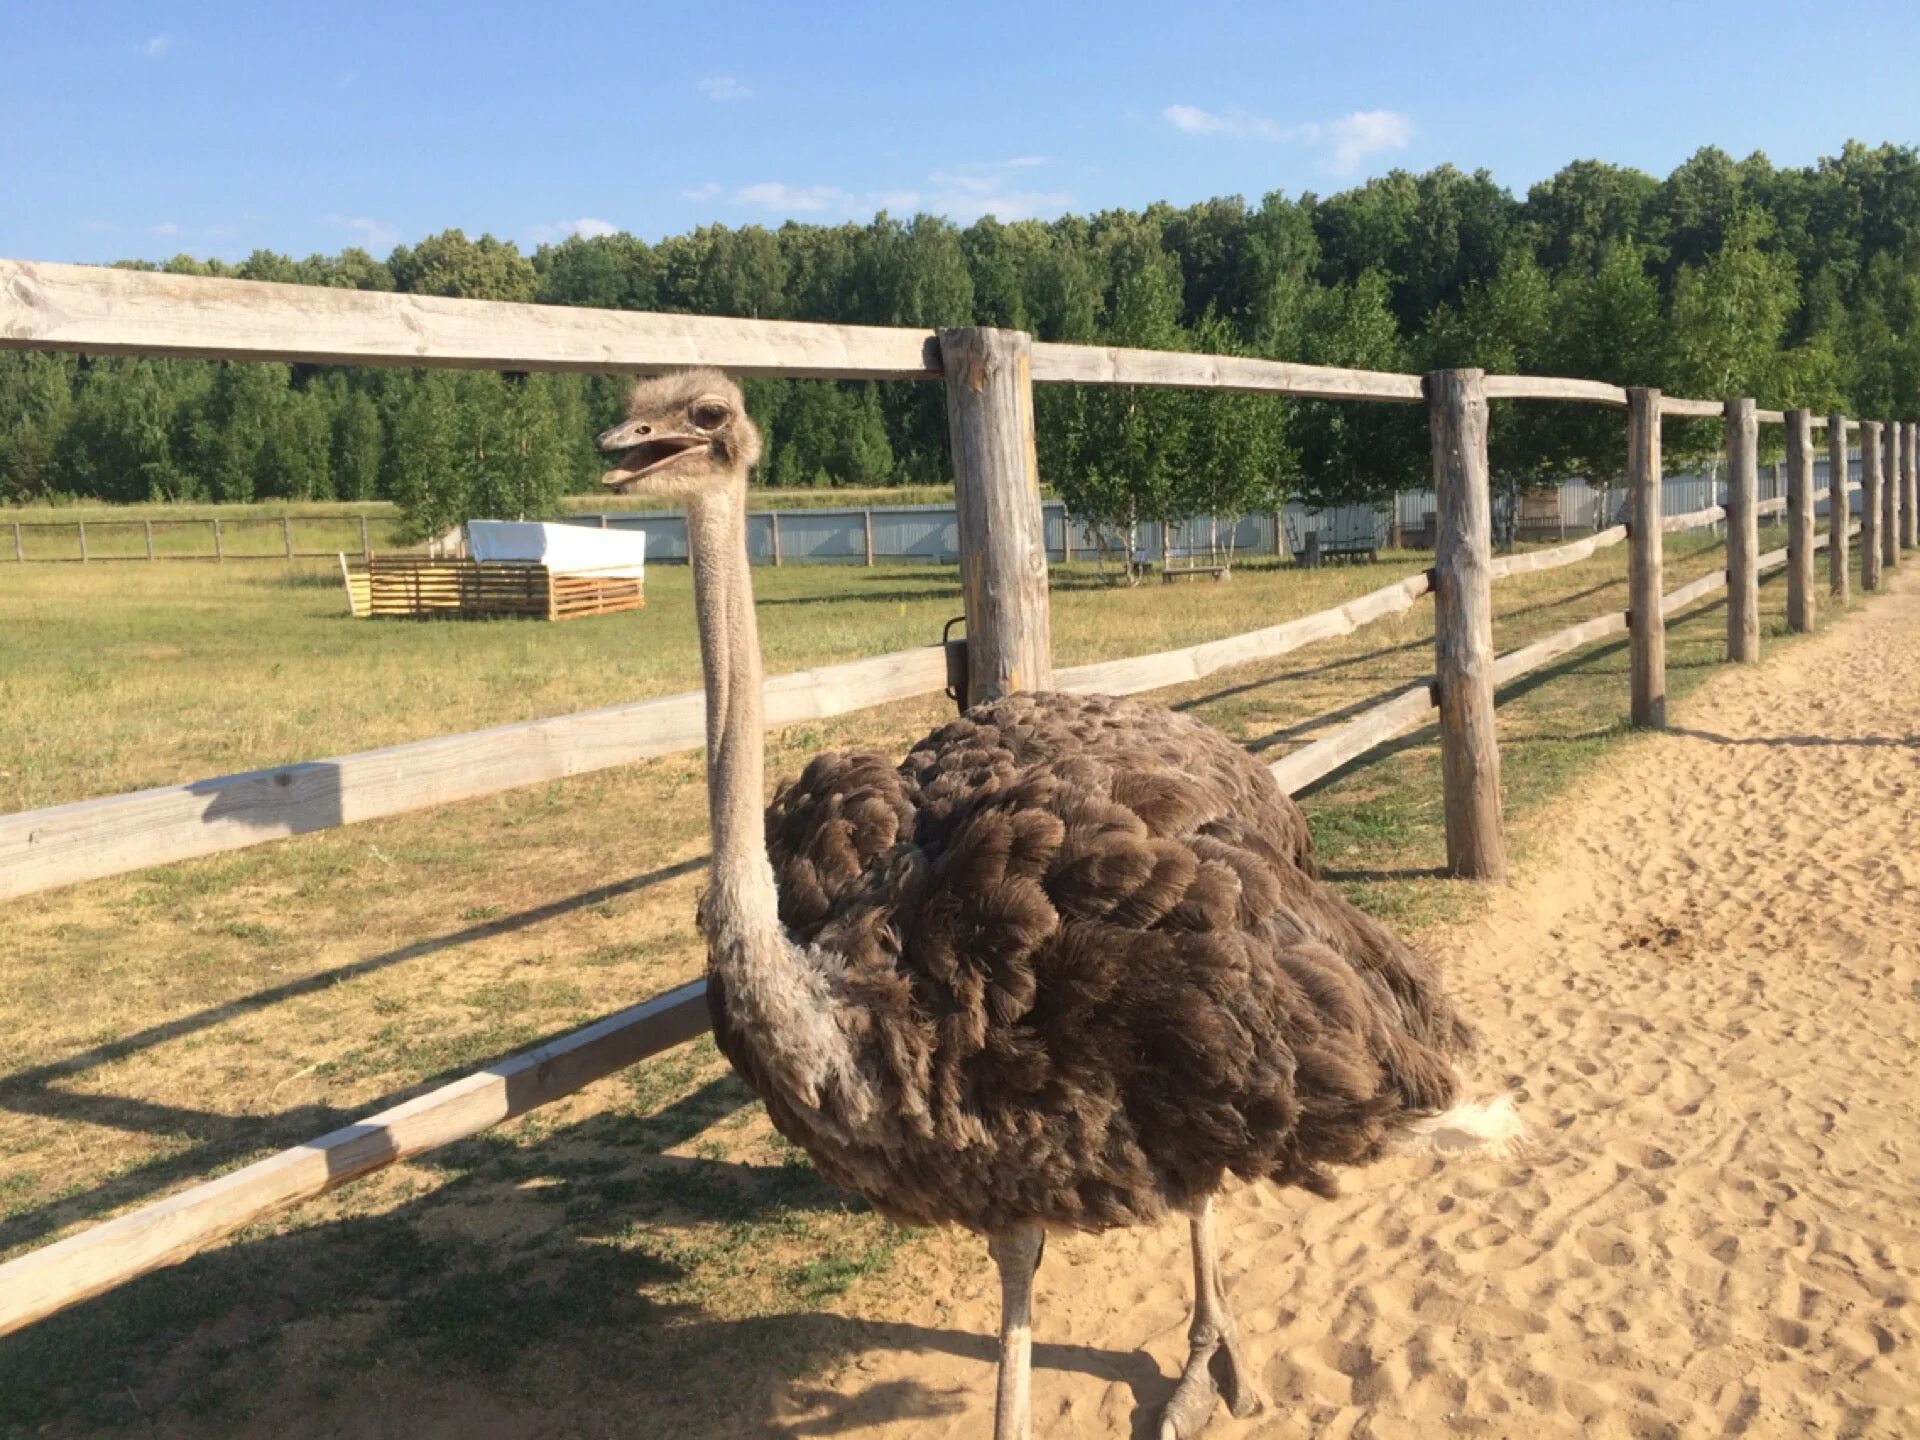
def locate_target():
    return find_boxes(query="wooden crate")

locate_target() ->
[341,555,644,621]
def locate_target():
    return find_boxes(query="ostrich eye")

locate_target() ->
[690,401,731,431]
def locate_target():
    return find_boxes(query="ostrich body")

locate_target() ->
[598,371,1517,1440]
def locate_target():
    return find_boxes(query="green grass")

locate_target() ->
[0,517,1865,1436]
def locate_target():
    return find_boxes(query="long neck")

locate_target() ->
[686,485,780,940]
[685,483,882,1135]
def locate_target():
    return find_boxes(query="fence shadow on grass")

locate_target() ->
[0,856,717,1251]
[0,1090,1166,1440]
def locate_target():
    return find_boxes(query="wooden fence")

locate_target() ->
[0,256,1910,1335]
[2,512,394,563]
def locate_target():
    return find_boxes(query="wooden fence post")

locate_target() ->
[1724,398,1760,663]
[1427,367,1506,881]
[1785,408,1816,633]
[1627,387,1666,725]
[769,511,782,567]
[282,516,294,559]
[77,520,88,563]
[1906,421,1919,551]
[1861,421,1882,591]
[1062,510,1074,565]
[9,522,19,563]
[863,509,874,567]
[941,326,1053,701]
[1884,424,1901,569]
[213,517,224,563]
[359,514,371,559]
[144,519,155,561]
[1829,414,1850,602]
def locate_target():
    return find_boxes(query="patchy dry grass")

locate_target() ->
[0,518,1859,1436]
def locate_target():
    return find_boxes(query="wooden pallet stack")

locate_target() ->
[339,554,644,621]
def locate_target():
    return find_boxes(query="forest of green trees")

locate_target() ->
[4,142,1920,540]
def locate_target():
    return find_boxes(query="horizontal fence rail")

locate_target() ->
[0,979,711,1337]
[0,644,950,901]
[0,259,942,379]
[0,257,1761,419]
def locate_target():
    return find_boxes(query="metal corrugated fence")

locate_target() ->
[571,450,1866,564]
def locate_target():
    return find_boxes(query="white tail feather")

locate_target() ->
[1387,1092,1527,1161]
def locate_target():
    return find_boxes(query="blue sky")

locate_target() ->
[3,0,1917,265]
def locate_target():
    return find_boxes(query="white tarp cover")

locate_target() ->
[466,520,646,579]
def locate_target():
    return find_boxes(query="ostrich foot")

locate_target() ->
[1159,1322,1265,1440]
[1160,1195,1267,1439]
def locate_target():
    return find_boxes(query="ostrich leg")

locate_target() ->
[987,1223,1045,1440]
[1160,1194,1267,1440]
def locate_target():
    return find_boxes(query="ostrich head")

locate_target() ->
[597,369,762,500]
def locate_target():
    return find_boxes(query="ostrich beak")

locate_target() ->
[597,419,711,489]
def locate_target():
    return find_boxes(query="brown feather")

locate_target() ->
[710,690,1472,1233]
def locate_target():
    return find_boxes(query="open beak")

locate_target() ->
[596,419,710,490]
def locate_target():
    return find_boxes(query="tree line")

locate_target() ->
[3,142,1919,544]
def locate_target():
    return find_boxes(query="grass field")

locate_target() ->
[0,520,1848,1436]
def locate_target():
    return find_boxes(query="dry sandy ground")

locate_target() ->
[772,572,1920,1440]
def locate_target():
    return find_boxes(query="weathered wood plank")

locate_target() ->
[1427,368,1506,881]
[1660,569,1728,615]
[1725,399,1760,663]
[1628,388,1665,726]
[1659,397,1728,419]
[0,259,941,379]
[0,979,710,1338]
[1266,684,1436,795]
[1905,422,1919,551]
[1480,375,1629,406]
[1662,504,1727,533]
[942,327,1052,700]
[1029,342,1423,402]
[1829,414,1851,601]
[0,644,951,901]
[1753,408,1787,425]
[1883,422,1902,569]
[1862,420,1883,591]
[1785,409,1816,633]
[1490,611,1629,688]
[1485,525,1626,579]
[1054,570,1433,698]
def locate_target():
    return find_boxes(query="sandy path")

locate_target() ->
[777,572,1920,1439]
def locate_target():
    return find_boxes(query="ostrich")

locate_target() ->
[597,370,1519,1440]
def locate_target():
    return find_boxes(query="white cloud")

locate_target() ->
[324,213,400,250]
[140,34,173,59]
[1321,109,1414,171]
[1162,104,1284,141]
[150,221,181,237]
[527,216,622,244]
[714,158,1071,225]
[734,181,844,212]
[698,75,752,102]
[923,158,1070,222]
[1163,103,1412,173]
[681,181,722,202]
